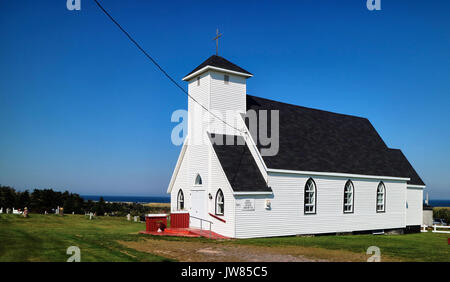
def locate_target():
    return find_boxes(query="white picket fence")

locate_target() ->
[432,224,450,234]
[422,224,450,233]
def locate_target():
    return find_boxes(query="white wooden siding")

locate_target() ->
[210,71,246,115]
[206,141,236,238]
[406,187,423,226]
[170,145,190,213]
[208,71,246,137]
[235,173,407,238]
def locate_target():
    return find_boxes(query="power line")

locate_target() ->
[92,0,244,134]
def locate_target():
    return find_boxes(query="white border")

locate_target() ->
[182,66,253,81]
[407,184,426,189]
[267,168,411,182]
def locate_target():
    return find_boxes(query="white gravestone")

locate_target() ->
[127,214,131,221]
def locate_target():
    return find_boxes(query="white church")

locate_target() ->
[167,54,425,239]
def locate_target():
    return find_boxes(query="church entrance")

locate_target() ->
[190,190,206,228]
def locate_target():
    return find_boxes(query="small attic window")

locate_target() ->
[197,76,200,86]
[224,75,229,85]
[195,174,203,185]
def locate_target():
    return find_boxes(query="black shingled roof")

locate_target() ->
[209,134,272,193]
[184,55,252,78]
[245,95,425,186]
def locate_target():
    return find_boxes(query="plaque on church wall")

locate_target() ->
[236,199,255,211]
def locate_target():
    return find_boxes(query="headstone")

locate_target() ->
[133,216,138,222]
[127,213,131,221]
[55,206,59,215]
[6,208,11,214]
[45,211,48,215]
[23,207,28,218]
[72,212,74,215]
[0,207,3,214]
[89,212,93,220]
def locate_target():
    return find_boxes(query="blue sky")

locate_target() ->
[0,0,449,198]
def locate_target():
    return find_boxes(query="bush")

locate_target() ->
[433,208,450,223]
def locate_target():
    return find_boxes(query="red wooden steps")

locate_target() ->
[139,227,229,240]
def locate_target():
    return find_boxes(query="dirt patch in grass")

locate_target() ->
[119,238,399,262]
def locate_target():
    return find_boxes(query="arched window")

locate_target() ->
[177,189,184,211]
[194,174,203,185]
[215,189,224,215]
[343,180,354,213]
[304,178,316,214]
[376,182,386,212]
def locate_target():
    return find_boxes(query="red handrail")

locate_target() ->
[209,212,226,223]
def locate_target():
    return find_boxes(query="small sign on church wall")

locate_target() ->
[236,199,255,211]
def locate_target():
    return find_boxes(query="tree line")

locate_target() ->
[0,186,169,216]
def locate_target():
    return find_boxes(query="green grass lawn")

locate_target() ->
[0,213,171,262]
[1,213,448,262]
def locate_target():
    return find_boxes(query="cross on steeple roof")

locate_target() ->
[213,29,222,56]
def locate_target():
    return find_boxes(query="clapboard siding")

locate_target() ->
[406,187,423,226]
[208,71,246,137]
[235,173,407,238]
[170,145,190,213]
[207,142,236,238]
[187,72,211,146]
[210,71,246,114]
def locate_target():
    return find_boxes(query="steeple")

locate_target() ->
[184,55,251,138]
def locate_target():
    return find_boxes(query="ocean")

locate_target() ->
[81,195,170,204]
[428,200,450,207]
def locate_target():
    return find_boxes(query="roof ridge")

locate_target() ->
[247,94,368,120]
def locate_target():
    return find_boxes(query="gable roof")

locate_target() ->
[184,55,253,79]
[209,133,272,193]
[246,95,425,186]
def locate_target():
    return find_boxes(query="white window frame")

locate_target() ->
[215,189,224,216]
[177,189,184,211]
[343,180,354,213]
[194,174,203,186]
[304,178,316,214]
[376,182,386,213]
